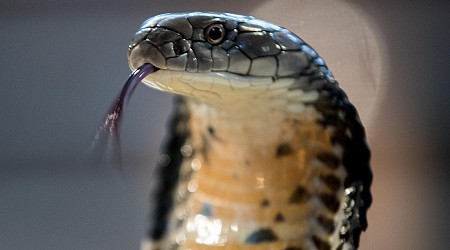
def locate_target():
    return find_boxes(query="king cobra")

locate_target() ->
[99,12,372,250]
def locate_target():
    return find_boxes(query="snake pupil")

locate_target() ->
[209,27,222,40]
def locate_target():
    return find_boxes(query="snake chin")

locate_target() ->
[139,69,276,100]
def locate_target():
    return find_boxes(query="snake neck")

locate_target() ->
[183,75,322,148]
[187,100,283,149]
[167,77,346,248]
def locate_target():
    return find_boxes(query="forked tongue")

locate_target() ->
[100,64,157,134]
[90,64,158,169]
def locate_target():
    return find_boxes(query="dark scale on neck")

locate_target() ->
[274,212,285,222]
[320,173,342,190]
[319,193,340,212]
[316,152,341,169]
[317,215,336,234]
[261,198,270,207]
[276,143,294,157]
[245,228,278,244]
[312,235,332,250]
[206,124,223,142]
[207,125,215,137]
[288,186,311,204]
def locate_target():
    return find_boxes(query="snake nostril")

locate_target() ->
[174,39,191,55]
[159,42,176,58]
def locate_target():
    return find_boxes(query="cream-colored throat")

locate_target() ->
[177,97,346,248]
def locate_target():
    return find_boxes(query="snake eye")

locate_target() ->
[205,23,226,45]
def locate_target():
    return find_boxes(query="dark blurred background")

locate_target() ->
[0,0,448,249]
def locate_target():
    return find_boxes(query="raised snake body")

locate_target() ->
[126,12,372,250]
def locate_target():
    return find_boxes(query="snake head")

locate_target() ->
[128,12,321,78]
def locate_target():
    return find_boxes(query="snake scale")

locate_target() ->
[107,12,372,250]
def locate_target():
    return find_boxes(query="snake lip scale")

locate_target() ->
[101,12,372,250]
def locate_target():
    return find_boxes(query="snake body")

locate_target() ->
[128,12,372,250]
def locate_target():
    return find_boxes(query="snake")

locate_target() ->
[101,12,372,250]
